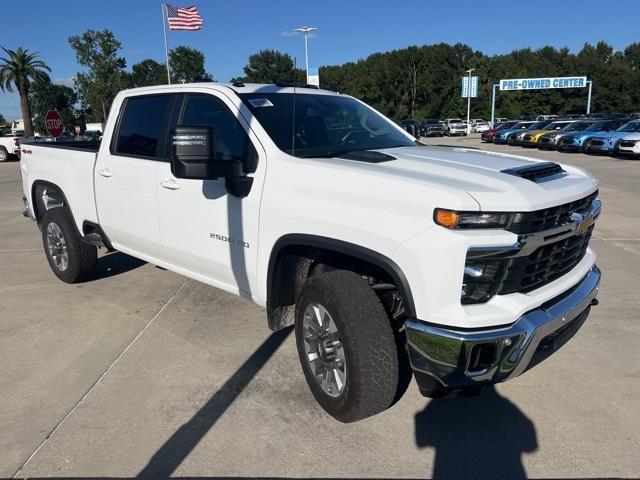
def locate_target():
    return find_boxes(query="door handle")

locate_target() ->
[160,179,181,190]
[97,168,112,178]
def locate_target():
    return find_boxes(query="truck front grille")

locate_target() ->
[499,224,594,294]
[507,191,598,234]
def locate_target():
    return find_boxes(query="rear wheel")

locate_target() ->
[41,208,97,283]
[0,146,8,162]
[295,270,402,422]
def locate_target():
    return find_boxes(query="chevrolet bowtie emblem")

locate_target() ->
[571,212,595,235]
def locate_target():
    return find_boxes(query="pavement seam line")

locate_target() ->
[11,279,191,479]
[0,248,42,252]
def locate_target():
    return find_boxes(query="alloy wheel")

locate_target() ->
[46,222,68,271]
[302,303,346,397]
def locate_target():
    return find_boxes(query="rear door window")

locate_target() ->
[115,95,173,158]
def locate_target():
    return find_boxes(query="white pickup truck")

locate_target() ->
[20,83,601,422]
[0,131,23,161]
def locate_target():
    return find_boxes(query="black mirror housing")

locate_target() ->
[171,125,242,180]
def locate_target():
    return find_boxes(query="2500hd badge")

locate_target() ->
[210,232,249,248]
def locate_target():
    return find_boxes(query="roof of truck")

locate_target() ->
[121,82,342,97]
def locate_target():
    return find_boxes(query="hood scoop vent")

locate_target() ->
[501,162,566,183]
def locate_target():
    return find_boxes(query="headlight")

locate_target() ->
[434,209,513,229]
[461,259,506,304]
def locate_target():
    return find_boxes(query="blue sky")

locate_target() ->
[2,0,640,120]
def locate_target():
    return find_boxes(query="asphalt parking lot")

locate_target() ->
[1,137,639,479]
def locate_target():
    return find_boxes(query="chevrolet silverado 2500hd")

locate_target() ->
[20,83,601,422]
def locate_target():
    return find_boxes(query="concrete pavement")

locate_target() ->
[1,139,639,478]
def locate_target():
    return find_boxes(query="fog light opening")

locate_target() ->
[468,342,497,373]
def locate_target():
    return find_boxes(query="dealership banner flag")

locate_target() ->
[161,3,204,83]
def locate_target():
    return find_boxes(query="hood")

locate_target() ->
[331,146,597,211]
[495,128,521,136]
[524,128,555,137]
[592,130,632,140]
[621,133,640,141]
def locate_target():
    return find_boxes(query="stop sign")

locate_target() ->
[45,110,64,138]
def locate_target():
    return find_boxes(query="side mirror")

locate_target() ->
[171,125,242,180]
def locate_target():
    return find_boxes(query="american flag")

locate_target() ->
[166,4,203,31]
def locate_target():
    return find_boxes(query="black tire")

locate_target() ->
[507,136,514,145]
[295,270,401,422]
[582,139,592,154]
[0,146,8,162]
[41,208,97,283]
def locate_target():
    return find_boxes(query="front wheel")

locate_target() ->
[0,146,8,162]
[41,208,97,283]
[295,270,402,422]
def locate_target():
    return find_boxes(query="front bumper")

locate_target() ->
[405,265,600,397]
[538,137,560,149]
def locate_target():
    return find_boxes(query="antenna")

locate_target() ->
[291,57,297,156]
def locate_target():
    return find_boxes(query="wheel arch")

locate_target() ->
[31,180,74,225]
[266,234,416,331]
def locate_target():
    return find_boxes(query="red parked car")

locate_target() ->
[481,121,519,142]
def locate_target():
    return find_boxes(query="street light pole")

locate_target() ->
[294,26,317,83]
[465,68,475,135]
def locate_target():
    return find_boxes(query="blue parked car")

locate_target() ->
[586,120,640,154]
[557,119,628,152]
[492,121,537,144]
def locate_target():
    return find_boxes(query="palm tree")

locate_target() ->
[0,47,51,137]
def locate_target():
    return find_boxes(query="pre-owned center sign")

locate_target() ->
[499,76,587,91]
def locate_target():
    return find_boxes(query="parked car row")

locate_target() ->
[398,117,493,138]
[482,117,640,158]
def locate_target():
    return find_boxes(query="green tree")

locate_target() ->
[29,75,79,135]
[0,113,6,125]
[131,59,167,87]
[0,47,50,137]
[68,29,128,122]
[233,49,303,84]
[169,46,213,83]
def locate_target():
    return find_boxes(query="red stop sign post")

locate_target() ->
[45,110,64,138]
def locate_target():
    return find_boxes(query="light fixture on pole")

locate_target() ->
[294,26,317,83]
[465,68,475,135]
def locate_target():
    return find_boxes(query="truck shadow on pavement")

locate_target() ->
[415,385,537,479]
[91,251,146,281]
[136,327,293,479]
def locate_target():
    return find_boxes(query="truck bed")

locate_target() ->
[23,140,101,152]
[21,141,100,234]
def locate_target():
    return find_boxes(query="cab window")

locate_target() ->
[180,94,257,172]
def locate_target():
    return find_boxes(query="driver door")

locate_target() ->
[156,92,265,298]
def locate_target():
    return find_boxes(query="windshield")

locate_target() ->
[617,121,640,132]
[545,121,570,130]
[563,121,594,132]
[239,93,415,157]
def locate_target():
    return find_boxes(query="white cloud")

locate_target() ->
[53,77,75,88]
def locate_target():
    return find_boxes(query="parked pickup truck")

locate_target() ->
[0,131,23,161]
[20,83,602,422]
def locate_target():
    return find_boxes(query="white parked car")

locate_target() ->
[617,133,640,157]
[20,83,601,422]
[473,121,490,133]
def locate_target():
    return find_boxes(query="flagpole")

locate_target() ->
[162,2,171,84]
